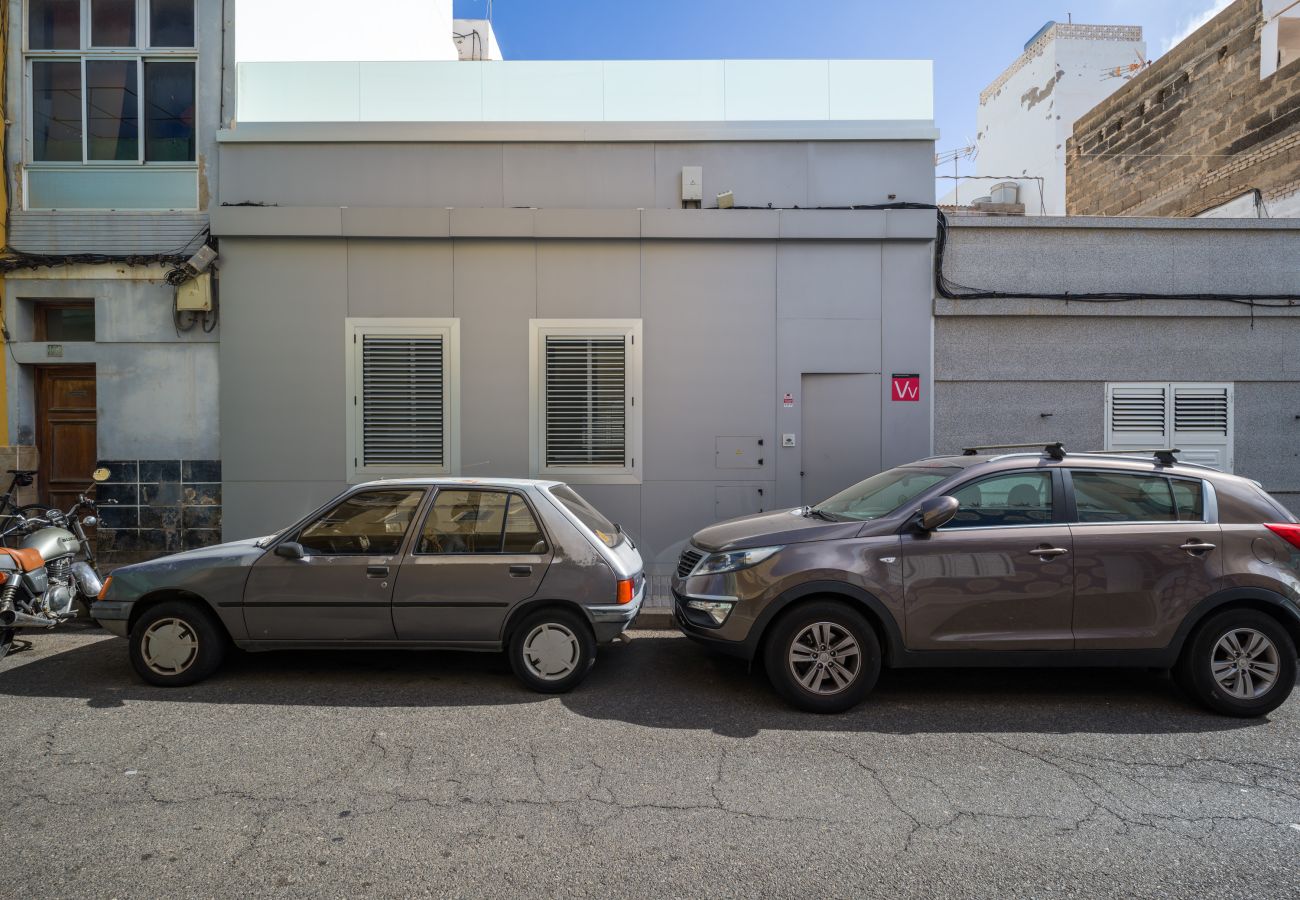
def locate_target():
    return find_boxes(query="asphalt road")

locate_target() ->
[2,625,1299,899]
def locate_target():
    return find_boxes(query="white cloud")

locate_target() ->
[1160,0,1234,55]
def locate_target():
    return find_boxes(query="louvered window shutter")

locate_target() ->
[1172,384,1232,471]
[360,333,445,468]
[1107,384,1168,450]
[544,335,627,468]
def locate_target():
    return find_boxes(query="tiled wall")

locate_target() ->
[95,459,222,567]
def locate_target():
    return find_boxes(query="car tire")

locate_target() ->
[764,600,882,714]
[508,608,596,694]
[1175,609,1296,718]
[129,601,227,687]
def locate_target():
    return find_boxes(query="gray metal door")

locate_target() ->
[800,373,882,506]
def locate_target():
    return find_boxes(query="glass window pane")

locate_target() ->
[1072,472,1177,524]
[298,490,424,555]
[945,471,1053,529]
[32,61,83,162]
[144,61,195,161]
[150,0,194,47]
[815,466,958,522]
[548,484,622,547]
[1170,480,1204,521]
[91,0,136,46]
[419,491,510,554]
[503,496,547,554]
[40,305,96,341]
[29,0,80,50]
[86,61,139,161]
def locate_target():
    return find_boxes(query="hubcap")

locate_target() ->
[522,623,580,681]
[141,618,200,676]
[788,622,861,695]
[1211,628,1280,700]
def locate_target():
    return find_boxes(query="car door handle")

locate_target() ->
[509,565,533,577]
[1181,541,1217,554]
[1029,546,1069,558]
[366,565,390,578]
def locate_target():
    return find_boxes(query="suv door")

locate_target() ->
[244,488,426,641]
[392,488,551,643]
[902,469,1075,651]
[1067,471,1220,650]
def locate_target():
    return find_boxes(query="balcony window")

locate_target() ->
[29,0,79,50]
[91,0,136,47]
[31,60,82,161]
[149,0,194,48]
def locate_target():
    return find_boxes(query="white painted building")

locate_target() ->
[946,22,1146,215]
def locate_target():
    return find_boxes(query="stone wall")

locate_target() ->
[1067,0,1300,216]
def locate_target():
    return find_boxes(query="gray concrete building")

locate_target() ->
[936,216,1300,513]
[3,0,231,563]
[211,59,939,602]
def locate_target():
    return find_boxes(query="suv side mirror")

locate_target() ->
[917,496,960,531]
[275,541,307,560]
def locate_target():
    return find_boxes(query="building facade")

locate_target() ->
[1067,0,1300,218]
[936,215,1300,514]
[944,21,1146,216]
[212,59,939,603]
[3,0,229,564]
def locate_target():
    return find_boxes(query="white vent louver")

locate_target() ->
[1173,387,1229,435]
[544,336,627,467]
[1109,385,1168,435]
[361,334,445,467]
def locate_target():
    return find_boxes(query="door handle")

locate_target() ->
[1180,541,1217,554]
[1029,546,1069,559]
[366,565,390,578]
[509,565,533,577]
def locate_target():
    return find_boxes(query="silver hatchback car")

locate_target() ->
[92,479,644,693]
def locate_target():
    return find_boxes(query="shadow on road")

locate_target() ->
[0,629,1279,738]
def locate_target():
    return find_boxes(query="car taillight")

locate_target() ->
[96,575,113,600]
[1265,524,1300,549]
[616,578,635,605]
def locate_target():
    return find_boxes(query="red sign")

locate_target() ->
[891,374,921,402]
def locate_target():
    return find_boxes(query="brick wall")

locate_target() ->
[1067,0,1300,216]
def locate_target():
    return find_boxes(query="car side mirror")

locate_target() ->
[275,541,307,560]
[917,496,960,531]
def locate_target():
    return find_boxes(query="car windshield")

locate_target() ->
[813,467,959,521]
[548,484,623,548]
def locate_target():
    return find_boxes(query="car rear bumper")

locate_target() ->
[587,579,645,643]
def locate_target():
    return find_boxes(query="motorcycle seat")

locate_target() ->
[0,547,44,572]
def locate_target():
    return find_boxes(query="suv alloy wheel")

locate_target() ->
[1176,609,1298,717]
[764,600,881,713]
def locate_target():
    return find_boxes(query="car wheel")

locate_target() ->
[508,608,596,694]
[1176,609,1297,718]
[764,600,882,714]
[129,601,227,687]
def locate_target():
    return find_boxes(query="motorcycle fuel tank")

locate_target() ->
[21,527,80,563]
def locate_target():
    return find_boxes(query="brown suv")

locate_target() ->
[672,444,1300,716]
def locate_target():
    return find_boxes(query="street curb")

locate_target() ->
[634,609,676,630]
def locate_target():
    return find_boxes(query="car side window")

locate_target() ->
[1170,479,1205,521]
[419,490,547,555]
[943,471,1053,529]
[1071,472,1177,523]
[298,490,425,555]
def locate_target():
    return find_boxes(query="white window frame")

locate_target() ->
[1105,381,1234,472]
[1261,0,1300,79]
[345,318,461,484]
[529,319,642,485]
[23,0,199,170]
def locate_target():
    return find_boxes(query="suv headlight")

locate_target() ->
[691,546,783,577]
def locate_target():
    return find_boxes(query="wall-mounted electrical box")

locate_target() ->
[176,272,213,312]
[681,166,703,202]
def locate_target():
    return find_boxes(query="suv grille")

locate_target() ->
[677,548,703,578]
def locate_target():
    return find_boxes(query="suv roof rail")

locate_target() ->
[962,442,1066,461]
[1078,448,1182,467]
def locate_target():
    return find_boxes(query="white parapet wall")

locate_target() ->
[234,59,935,124]
[236,0,459,62]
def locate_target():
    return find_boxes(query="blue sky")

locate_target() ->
[454,0,1233,188]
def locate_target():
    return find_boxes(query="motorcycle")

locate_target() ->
[0,468,111,659]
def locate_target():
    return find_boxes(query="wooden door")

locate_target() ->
[35,366,98,511]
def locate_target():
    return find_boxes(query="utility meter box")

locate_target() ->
[681,166,703,202]
[176,273,212,313]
